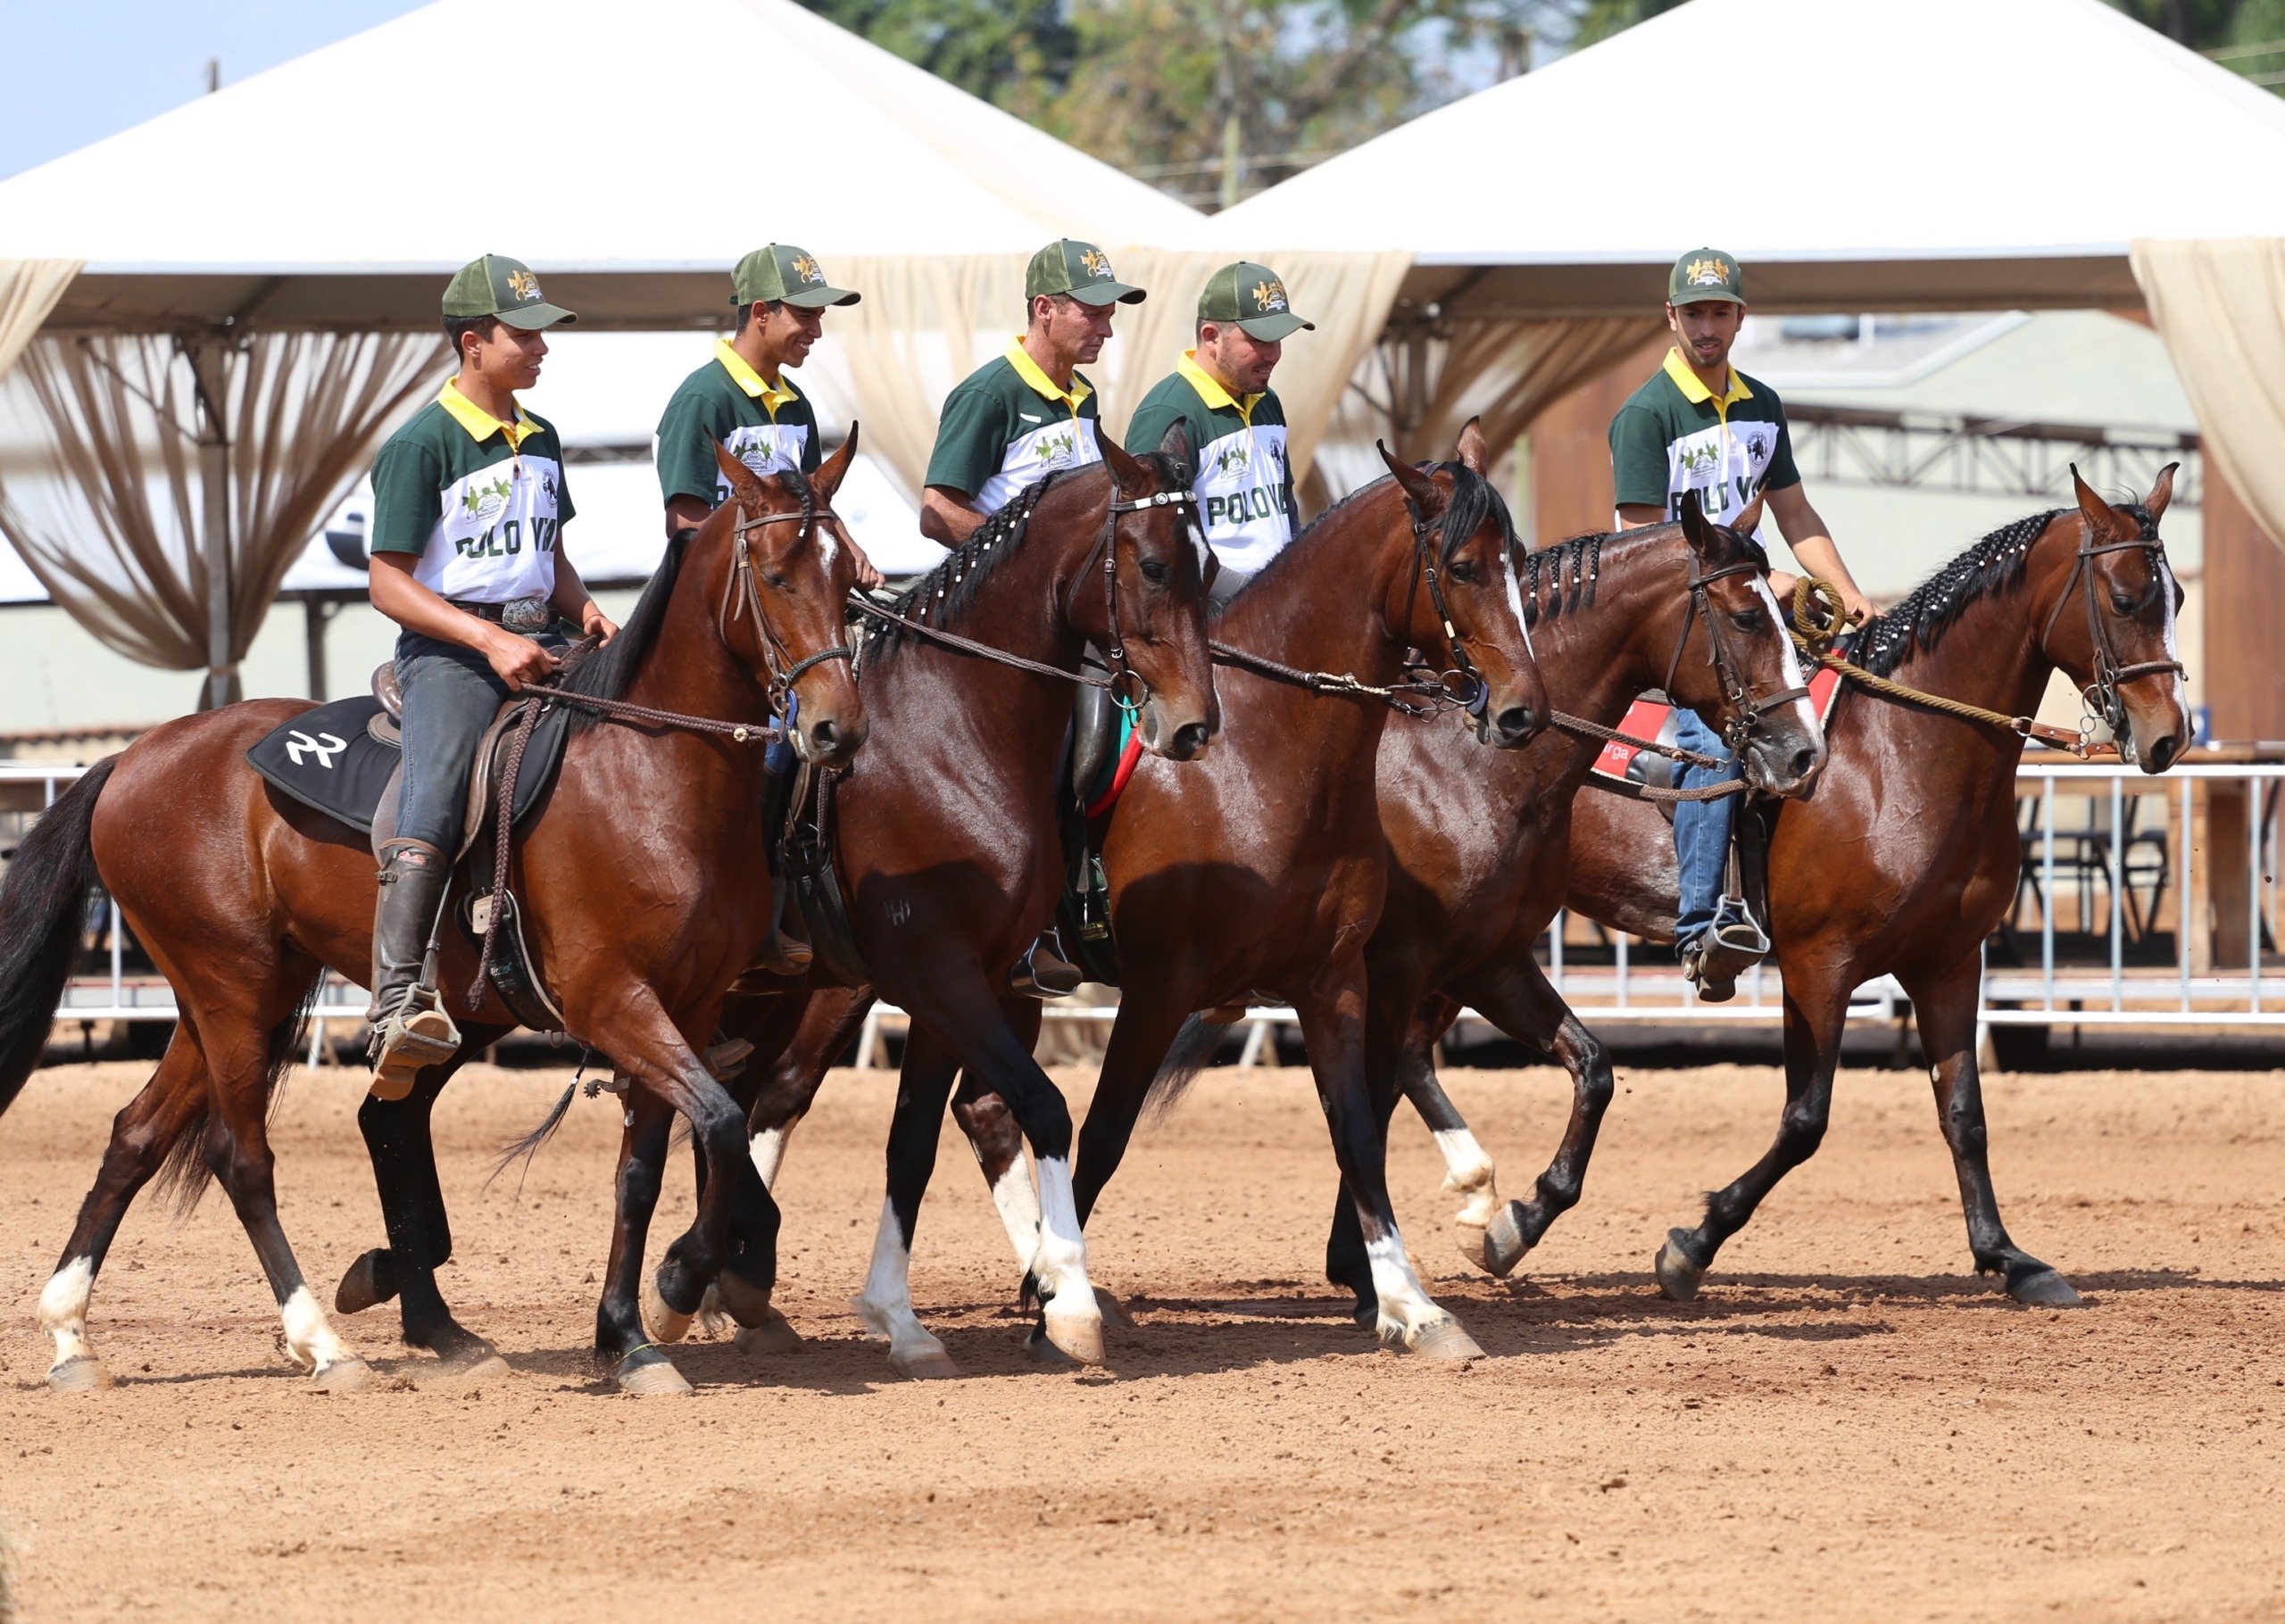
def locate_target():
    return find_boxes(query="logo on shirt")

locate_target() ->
[460,473,514,523]
[1251,279,1288,313]
[1676,443,1720,478]
[1037,427,1082,468]
[1746,430,1769,460]
[1214,440,1251,476]
[507,269,543,302]
[1683,257,1731,289]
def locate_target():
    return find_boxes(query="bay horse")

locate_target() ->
[348,432,1221,1380]
[1458,469,2189,1307]
[0,441,867,1395]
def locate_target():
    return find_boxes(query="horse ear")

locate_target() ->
[812,421,859,503]
[1731,492,1766,539]
[1097,422,1147,494]
[2070,463,2119,538]
[1454,417,1490,475]
[1375,440,1444,517]
[2145,460,2177,527]
[1677,486,1714,557]
[1156,418,1193,474]
[713,442,758,501]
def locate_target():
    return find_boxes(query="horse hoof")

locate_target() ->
[1093,1288,1136,1329]
[1026,1322,1079,1368]
[311,1356,375,1393]
[419,1346,512,1388]
[1403,1318,1485,1363]
[46,1355,109,1394]
[711,1269,777,1328]
[890,1346,962,1380]
[1041,1310,1106,1367]
[1474,1203,1532,1279]
[1655,1232,1707,1302]
[642,1272,695,1346]
[2008,1267,2084,1308]
[334,1248,397,1316]
[616,1355,694,1397]
[732,1307,803,1356]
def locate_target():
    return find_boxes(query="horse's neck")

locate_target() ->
[1221,496,1411,689]
[1539,543,1683,726]
[617,535,776,730]
[1884,539,2065,727]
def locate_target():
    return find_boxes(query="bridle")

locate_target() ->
[1396,491,1491,716]
[1659,548,1811,752]
[720,500,857,708]
[2036,512,2183,758]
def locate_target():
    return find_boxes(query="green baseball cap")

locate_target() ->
[1200,261,1313,341]
[732,244,861,309]
[441,253,576,330]
[1668,247,1746,306]
[1026,239,1146,307]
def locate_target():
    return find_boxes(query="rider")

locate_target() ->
[655,244,880,976]
[1608,246,1871,1002]
[365,254,618,1097]
[921,238,1147,995]
[1126,260,1310,607]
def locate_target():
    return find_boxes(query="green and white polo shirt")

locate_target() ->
[924,338,1102,516]
[1609,348,1800,533]
[370,379,574,603]
[1126,352,1294,574]
[654,338,822,508]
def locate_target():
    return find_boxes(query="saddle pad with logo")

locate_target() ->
[1587,663,1846,791]
[246,694,565,836]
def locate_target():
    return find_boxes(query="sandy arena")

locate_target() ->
[0,1053,2280,1620]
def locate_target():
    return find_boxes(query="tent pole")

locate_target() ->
[187,336,237,709]
[305,599,331,700]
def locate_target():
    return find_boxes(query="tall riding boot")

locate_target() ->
[368,840,461,1102]
[749,767,812,978]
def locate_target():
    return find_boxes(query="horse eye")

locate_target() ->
[2110,591,2139,616]
[765,573,793,592]
[1729,609,1760,632]
[1446,559,1479,584]
[1140,559,1169,585]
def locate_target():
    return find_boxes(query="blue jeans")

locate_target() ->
[392,633,523,854]
[1671,708,1736,949]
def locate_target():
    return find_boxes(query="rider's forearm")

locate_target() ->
[664,493,711,537]
[1786,532,1865,600]
[549,556,602,629]
[920,488,986,545]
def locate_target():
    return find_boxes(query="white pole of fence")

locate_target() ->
[2109,774,2124,1013]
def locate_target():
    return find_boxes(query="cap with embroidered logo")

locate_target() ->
[1025,239,1146,307]
[1668,247,1745,307]
[732,244,861,310]
[441,253,577,330]
[1199,261,1313,341]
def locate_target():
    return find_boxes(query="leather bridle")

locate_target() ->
[1659,552,1813,752]
[720,501,857,707]
[2036,517,2183,760]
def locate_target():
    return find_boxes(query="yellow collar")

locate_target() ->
[437,378,541,448]
[715,338,801,416]
[1662,346,1752,409]
[1004,337,1092,414]
[1177,350,1262,422]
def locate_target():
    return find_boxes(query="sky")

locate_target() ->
[0,0,428,179]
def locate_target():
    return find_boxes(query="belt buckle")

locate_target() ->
[501,597,552,636]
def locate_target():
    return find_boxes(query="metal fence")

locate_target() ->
[11,755,2281,1065]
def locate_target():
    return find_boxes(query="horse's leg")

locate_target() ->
[37,1021,211,1391]
[946,997,1044,1276]
[1654,968,1853,1301]
[1904,952,2082,1307]
[852,1018,964,1379]
[1324,971,1426,1323]
[1068,990,1194,1232]
[602,1095,690,1394]
[742,985,873,1190]
[1298,970,1481,1361]
[1384,992,1516,1274]
[1458,957,1615,1272]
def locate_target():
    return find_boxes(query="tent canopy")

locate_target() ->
[0,0,1206,335]
[1211,0,2285,318]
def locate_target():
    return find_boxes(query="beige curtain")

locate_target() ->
[0,329,445,699]
[2133,238,2285,550]
[0,260,79,384]
[815,249,1411,504]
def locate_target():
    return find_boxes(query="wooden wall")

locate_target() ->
[2198,467,2285,743]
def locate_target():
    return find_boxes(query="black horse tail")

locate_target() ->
[488,1083,577,1192]
[1141,1012,1226,1123]
[0,756,116,1120]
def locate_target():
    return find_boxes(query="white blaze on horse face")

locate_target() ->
[38,1255,96,1371]
[749,1117,801,1190]
[278,1285,352,1373]
[852,1196,949,1365]
[1751,576,1819,735]
[1500,543,1535,657]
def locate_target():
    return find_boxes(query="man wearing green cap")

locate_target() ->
[1609,246,1869,1002]
[362,253,616,1098]
[1127,260,1310,605]
[919,238,1146,546]
[922,239,1146,995]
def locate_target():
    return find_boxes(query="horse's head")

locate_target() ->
[2038,465,2191,774]
[1672,491,1824,796]
[1376,420,1547,749]
[1086,425,1219,761]
[710,432,868,766]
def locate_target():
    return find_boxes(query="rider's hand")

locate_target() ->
[1838,586,1874,626]
[851,541,885,593]
[583,604,620,644]
[483,626,559,692]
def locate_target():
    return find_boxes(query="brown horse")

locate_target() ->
[1480,469,2189,1307]
[0,442,867,1395]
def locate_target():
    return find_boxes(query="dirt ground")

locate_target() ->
[0,1054,2279,1622]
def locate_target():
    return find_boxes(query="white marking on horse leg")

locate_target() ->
[1752,576,1819,733]
[278,1285,353,1373]
[851,1196,949,1369]
[1433,1127,1502,1230]
[1031,1156,1101,1343]
[38,1256,96,1373]
[984,1149,1043,1272]
[749,1114,802,1190]
[1364,1225,1448,1345]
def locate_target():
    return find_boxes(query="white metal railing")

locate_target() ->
[12,756,2282,1063]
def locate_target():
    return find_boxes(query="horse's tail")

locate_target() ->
[488,1083,577,1192]
[1141,1012,1226,1123]
[0,756,117,1120]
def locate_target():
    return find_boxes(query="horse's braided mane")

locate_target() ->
[1519,515,1775,630]
[1849,500,2155,679]
[1232,459,1517,605]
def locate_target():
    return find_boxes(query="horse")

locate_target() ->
[356,430,1222,1380]
[0,440,868,1395]
[1510,468,2189,1307]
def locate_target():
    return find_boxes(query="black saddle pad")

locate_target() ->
[246,693,569,836]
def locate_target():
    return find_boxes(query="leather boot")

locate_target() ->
[749,767,812,977]
[367,840,461,1101]
[1010,927,1084,999]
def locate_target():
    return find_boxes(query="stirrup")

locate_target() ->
[1707,897,1771,965]
[369,986,461,1101]
[1680,940,1741,1005]
[1009,936,1084,1000]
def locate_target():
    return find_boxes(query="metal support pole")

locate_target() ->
[187,336,237,710]
[304,599,331,701]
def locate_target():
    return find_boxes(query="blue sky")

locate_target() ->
[0,1,427,178]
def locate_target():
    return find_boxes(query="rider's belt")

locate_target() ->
[449,596,554,635]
